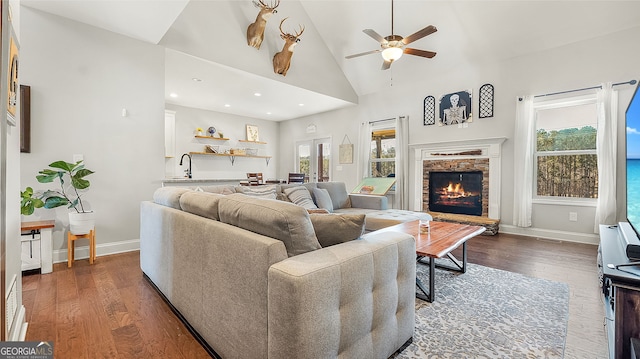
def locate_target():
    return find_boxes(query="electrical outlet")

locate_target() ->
[569,212,578,222]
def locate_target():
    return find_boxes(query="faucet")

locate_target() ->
[179,153,192,178]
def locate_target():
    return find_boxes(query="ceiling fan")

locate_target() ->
[345,0,437,70]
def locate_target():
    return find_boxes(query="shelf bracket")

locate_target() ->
[228,156,236,165]
[265,157,271,166]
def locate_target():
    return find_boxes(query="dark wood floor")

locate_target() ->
[22,233,606,358]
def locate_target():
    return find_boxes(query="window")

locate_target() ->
[370,128,395,178]
[534,96,598,200]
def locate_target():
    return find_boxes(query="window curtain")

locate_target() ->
[358,121,373,180]
[395,116,409,209]
[513,96,535,227]
[594,82,618,232]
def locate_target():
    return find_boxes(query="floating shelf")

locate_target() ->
[238,140,267,144]
[189,151,271,165]
[195,135,229,141]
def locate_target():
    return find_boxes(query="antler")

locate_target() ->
[279,17,288,35]
[254,0,279,9]
[278,18,304,37]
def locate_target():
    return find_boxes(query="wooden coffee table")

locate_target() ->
[376,220,486,302]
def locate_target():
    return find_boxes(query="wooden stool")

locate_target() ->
[67,229,96,267]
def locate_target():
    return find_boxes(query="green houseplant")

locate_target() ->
[21,160,95,234]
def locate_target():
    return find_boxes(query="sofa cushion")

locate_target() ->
[317,182,351,209]
[284,186,318,210]
[198,185,238,195]
[237,185,277,200]
[218,194,321,257]
[153,187,191,209]
[309,213,366,247]
[179,191,224,221]
[312,188,333,212]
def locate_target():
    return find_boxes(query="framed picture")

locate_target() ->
[438,90,472,126]
[20,85,31,153]
[7,32,18,124]
[339,144,353,164]
[246,124,259,142]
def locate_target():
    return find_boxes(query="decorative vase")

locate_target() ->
[69,212,95,235]
[196,131,203,136]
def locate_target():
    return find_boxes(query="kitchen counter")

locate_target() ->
[162,178,244,186]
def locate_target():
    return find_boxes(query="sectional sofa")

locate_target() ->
[140,182,431,358]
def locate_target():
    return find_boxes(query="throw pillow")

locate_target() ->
[312,187,334,212]
[308,213,366,248]
[284,186,318,210]
[317,182,351,209]
[307,208,330,214]
[237,185,277,200]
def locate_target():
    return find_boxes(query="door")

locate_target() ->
[295,137,331,182]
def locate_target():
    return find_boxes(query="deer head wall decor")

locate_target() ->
[273,18,304,76]
[246,0,280,49]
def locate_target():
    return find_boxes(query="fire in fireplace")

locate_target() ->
[429,171,483,216]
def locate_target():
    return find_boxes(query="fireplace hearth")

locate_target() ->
[429,171,483,216]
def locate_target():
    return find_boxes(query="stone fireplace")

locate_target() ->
[413,138,505,220]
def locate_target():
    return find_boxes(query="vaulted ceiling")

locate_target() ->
[21,0,640,121]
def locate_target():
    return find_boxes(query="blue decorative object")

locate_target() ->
[207,126,216,136]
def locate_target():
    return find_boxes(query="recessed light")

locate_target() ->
[169,93,178,98]
[299,103,304,107]
[224,104,231,107]
[254,92,262,97]
[192,77,202,82]
[266,112,272,115]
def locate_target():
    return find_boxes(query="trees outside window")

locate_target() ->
[370,128,395,177]
[535,98,598,199]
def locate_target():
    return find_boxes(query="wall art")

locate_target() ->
[6,31,18,126]
[479,83,495,118]
[246,124,260,142]
[438,90,472,126]
[423,95,436,125]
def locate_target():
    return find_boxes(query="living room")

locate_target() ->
[3,0,640,357]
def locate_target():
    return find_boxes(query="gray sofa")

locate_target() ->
[196,181,432,232]
[140,186,417,358]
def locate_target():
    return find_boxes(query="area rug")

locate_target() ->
[395,262,570,358]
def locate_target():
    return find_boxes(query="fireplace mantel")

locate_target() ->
[411,137,506,219]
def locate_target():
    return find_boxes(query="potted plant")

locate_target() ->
[20,160,95,234]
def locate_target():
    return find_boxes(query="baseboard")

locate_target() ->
[499,224,599,245]
[8,306,26,341]
[53,239,140,264]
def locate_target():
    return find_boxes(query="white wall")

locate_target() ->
[165,104,279,181]
[280,25,640,243]
[20,7,165,256]
[4,0,24,340]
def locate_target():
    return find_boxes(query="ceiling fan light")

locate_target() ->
[381,47,403,62]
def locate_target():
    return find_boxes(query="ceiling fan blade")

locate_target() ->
[381,60,392,70]
[404,48,437,58]
[345,49,382,59]
[363,29,387,44]
[401,25,437,45]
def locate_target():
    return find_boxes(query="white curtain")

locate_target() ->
[358,121,373,180]
[594,82,619,232]
[513,96,535,227]
[395,116,409,209]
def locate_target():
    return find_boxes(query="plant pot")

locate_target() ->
[69,212,95,235]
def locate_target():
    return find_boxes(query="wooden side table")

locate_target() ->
[20,220,54,274]
[67,229,96,267]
